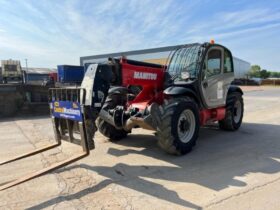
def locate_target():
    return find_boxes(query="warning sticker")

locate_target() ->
[217,82,223,99]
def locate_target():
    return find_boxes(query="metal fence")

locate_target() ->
[261,79,280,86]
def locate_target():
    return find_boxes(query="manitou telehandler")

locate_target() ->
[0,41,244,190]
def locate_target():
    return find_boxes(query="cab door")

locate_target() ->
[201,46,226,108]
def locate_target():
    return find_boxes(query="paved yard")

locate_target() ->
[0,86,280,210]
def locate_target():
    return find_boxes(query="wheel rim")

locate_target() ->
[177,109,196,143]
[233,100,242,123]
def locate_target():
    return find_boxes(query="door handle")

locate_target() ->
[203,81,208,88]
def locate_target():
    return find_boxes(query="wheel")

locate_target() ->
[97,117,128,140]
[219,92,244,131]
[156,98,200,155]
[97,94,128,141]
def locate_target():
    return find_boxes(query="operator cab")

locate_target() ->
[165,42,234,109]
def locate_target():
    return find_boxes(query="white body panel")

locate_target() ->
[80,64,98,106]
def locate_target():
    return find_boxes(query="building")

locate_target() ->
[80,44,251,79]
[0,67,2,83]
[232,57,251,79]
[22,67,57,85]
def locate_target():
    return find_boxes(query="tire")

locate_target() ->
[97,117,128,141]
[156,98,200,155]
[219,92,244,131]
[97,94,128,141]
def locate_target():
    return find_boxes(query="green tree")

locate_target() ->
[249,65,261,77]
[260,69,270,79]
[270,72,280,78]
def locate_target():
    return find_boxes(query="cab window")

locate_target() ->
[205,49,221,78]
[224,49,233,73]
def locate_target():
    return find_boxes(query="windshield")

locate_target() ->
[167,45,202,81]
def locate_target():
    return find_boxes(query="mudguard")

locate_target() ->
[228,85,243,96]
[108,86,128,95]
[163,86,200,104]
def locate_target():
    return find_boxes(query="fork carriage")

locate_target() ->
[0,88,94,191]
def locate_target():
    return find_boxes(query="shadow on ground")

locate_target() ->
[27,122,280,210]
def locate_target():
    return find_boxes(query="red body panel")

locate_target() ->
[119,58,226,124]
[49,72,58,82]
[199,107,226,126]
[120,58,165,110]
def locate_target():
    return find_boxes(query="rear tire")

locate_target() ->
[97,94,128,141]
[219,92,244,131]
[156,98,200,155]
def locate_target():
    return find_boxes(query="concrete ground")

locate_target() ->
[0,86,280,210]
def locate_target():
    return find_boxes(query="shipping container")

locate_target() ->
[57,65,84,83]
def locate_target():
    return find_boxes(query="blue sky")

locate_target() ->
[0,0,279,70]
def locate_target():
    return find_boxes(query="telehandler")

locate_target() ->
[0,41,243,190]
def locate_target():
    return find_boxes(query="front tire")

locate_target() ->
[156,98,200,155]
[97,94,128,141]
[97,117,128,141]
[219,92,244,131]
